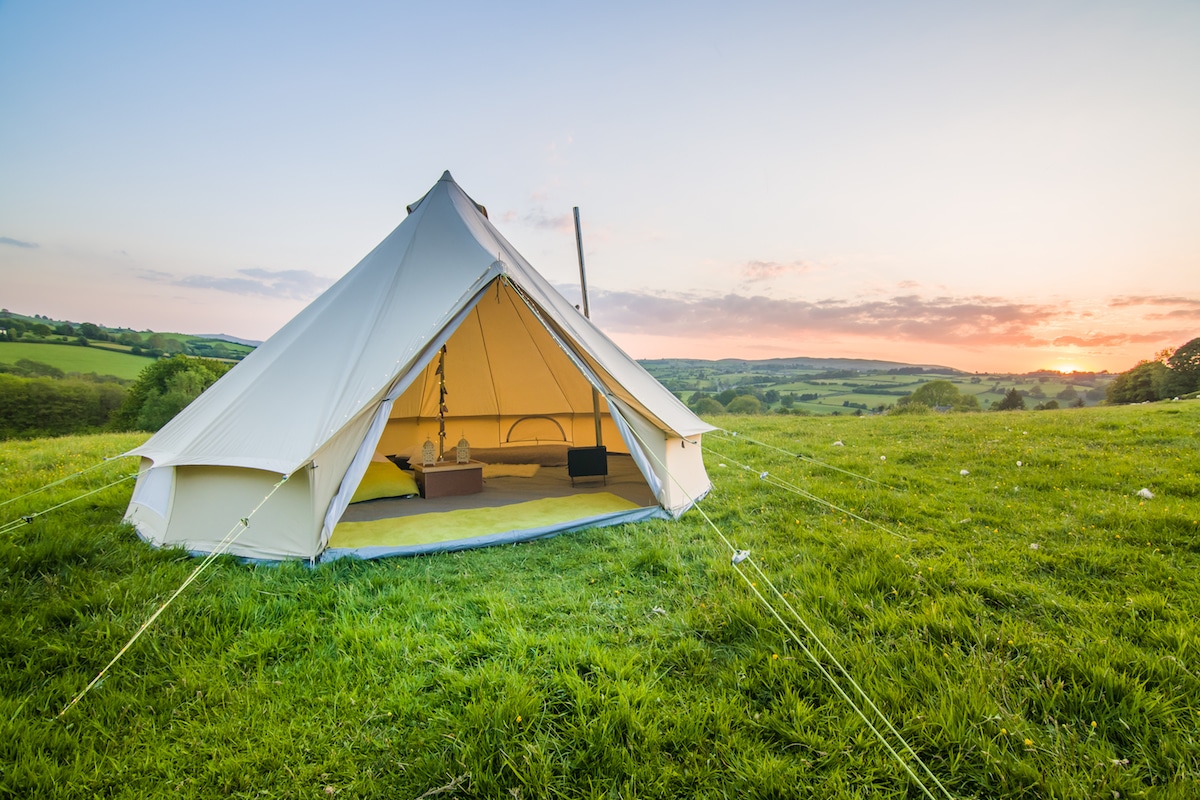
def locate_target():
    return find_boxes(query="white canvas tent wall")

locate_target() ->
[123,172,714,561]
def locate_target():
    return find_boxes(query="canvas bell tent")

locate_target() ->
[123,172,714,561]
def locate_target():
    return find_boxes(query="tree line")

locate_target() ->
[1105,337,1200,404]
[0,356,232,440]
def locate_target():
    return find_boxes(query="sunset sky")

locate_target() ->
[2,1,1197,373]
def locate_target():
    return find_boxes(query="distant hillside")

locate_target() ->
[639,356,961,373]
[1,310,255,371]
[639,356,1112,415]
[194,333,263,347]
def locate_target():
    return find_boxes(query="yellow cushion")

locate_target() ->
[350,462,419,503]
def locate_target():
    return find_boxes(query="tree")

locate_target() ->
[713,388,739,407]
[1166,336,1200,394]
[725,395,762,414]
[1055,386,1079,402]
[906,379,960,407]
[110,356,233,431]
[898,379,979,412]
[955,393,981,411]
[135,369,206,430]
[691,397,725,415]
[1106,361,1169,404]
[994,388,1026,411]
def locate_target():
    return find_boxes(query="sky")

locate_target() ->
[2,1,1198,374]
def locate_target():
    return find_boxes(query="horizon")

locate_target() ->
[2,3,1197,375]
[2,305,1123,377]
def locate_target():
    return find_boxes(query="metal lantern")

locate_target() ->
[456,436,470,464]
[421,437,436,466]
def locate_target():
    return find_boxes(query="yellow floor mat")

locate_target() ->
[330,492,640,549]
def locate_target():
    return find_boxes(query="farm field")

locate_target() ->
[640,359,1111,415]
[0,341,151,381]
[1,403,1198,798]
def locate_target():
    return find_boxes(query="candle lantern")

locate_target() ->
[456,436,471,464]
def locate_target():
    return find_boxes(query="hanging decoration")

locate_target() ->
[436,344,448,461]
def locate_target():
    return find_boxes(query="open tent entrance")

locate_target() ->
[324,276,663,558]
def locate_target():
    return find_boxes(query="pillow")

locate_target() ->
[350,462,419,504]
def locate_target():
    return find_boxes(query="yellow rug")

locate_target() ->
[330,492,640,549]
[482,463,540,478]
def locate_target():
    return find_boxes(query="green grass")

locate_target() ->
[0,341,151,381]
[2,405,1199,798]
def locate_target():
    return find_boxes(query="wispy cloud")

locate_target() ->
[143,267,333,300]
[1107,295,1200,321]
[739,260,821,282]
[591,289,1061,346]
[1051,333,1164,347]
[1109,295,1200,308]
[522,208,574,233]
[0,236,38,249]
[496,207,573,233]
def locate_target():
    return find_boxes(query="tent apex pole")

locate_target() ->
[574,206,603,448]
[574,207,590,319]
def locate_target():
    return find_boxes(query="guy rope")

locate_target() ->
[625,423,956,799]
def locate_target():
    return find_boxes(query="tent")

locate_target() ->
[123,172,714,561]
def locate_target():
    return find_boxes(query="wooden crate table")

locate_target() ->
[412,460,485,499]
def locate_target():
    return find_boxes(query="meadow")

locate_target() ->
[0,342,150,381]
[1,403,1197,798]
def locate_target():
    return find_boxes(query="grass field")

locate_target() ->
[0,341,151,381]
[1,404,1198,798]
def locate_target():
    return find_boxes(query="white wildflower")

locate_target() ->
[960,469,970,476]
[1137,488,1154,500]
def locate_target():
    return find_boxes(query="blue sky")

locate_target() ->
[2,1,1198,372]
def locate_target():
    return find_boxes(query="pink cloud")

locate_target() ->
[591,289,1062,346]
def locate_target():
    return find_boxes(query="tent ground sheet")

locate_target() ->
[333,454,656,550]
[329,492,640,549]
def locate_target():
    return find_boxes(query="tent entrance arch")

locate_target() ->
[321,275,665,558]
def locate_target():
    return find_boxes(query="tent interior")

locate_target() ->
[326,277,662,555]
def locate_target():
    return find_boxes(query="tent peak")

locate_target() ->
[407,171,487,218]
